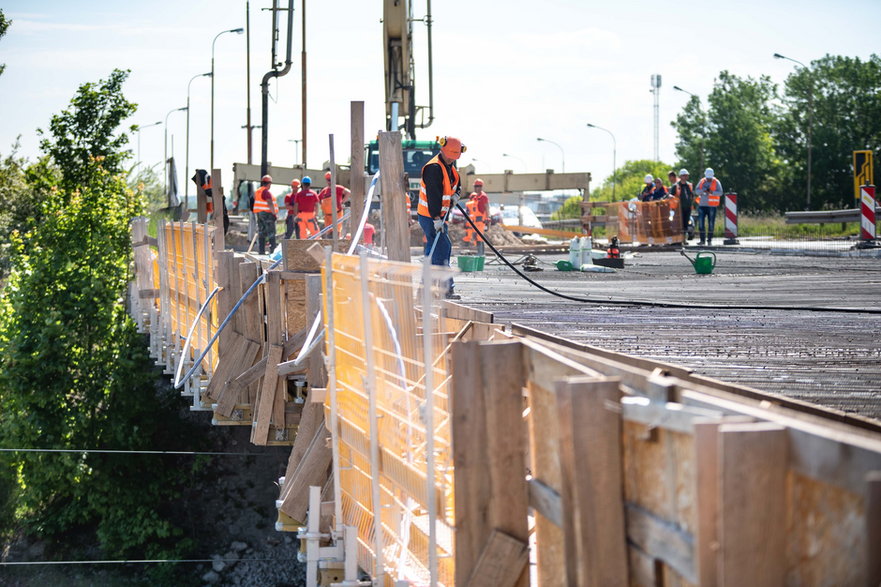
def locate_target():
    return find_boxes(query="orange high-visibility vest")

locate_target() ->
[697,178,721,207]
[466,198,485,225]
[417,155,459,218]
[253,186,278,214]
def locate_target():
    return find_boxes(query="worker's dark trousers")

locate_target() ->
[257,211,277,255]
[417,215,454,294]
[681,200,692,237]
[697,206,717,243]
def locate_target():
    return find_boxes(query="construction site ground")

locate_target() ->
[446,245,881,422]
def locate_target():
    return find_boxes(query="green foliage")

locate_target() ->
[775,54,881,209]
[0,9,9,76]
[38,69,137,192]
[0,70,197,566]
[671,95,707,178]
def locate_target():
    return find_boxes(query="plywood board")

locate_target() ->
[464,529,529,587]
[252,344,284,445]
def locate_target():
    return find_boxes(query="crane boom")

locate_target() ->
[383,0,433,138]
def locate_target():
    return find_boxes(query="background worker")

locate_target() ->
[640,174,655,201]
[284,178,301,239]
[291,176,320,239]
[695,167,724,245]
[671,168,694,240]
[318,171,351,235]
[418,135,465,300]
[464,178,489,256]
[648,177,668,201]
[253,174,279,255]
[667,170,678,192]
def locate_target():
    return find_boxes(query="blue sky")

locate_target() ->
[1,0,879,191]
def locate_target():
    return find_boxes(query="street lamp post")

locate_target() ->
[672,85,705,173]
[136,120,161,168]
[186,72,212,199]
[288,139,302,166]
[211,27,245,174]
[774,52,813,210]
[586,123,617,200]
[536,137,565,172]
[501,153,526,171]
[164,106,188,197]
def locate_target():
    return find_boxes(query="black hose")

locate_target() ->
[456,203,881,314]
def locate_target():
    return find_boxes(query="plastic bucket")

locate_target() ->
[457,255,485,272]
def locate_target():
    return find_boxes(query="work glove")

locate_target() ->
[433,218,444,232]
[451,191,461,208]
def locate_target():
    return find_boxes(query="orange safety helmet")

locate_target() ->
[324,171,332,181]
[473,178,484,187]
[437,136,466,161]
[291,178,301,187]
[261,174,272,183]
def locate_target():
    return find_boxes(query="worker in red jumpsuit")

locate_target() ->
[291,176,320,239]
[284,178,301,239]
[318,171,351,235]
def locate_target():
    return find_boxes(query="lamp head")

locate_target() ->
[231,27,244,34]
[773,53,785,60]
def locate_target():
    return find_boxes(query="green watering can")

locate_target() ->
[681,250,716,275]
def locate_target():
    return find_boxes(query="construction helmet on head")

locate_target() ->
[291,178,301,187]
[261,174,272,183]
[644,174,654,183]
[679,168,689,176]
[473,178,484,187]
[437,136,466,160]
[324,171,332,181]
[705,168,714,179]
[302,176,312,184]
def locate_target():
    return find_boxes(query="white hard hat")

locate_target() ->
[679,168,689,176]
[644,174,654,183]
[705,168,714,179]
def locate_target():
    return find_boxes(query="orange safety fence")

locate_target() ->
[323,252,456,586]
[613,198,685,245]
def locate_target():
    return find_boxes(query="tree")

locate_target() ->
[0,71,195,564]
[775,54,881,209]
[671,95,707,179]
[0,9,9,77]
[38,69,137,192]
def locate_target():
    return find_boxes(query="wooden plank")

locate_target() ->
[226,255,244,336]
[283,275,309,334]
[349,101,366,237]
[501,224,583,238]
[718,422,788,587]
[282,399,325,482]
[378,131,410,262]
[238,262,262,343]
[623,396,726,434]
[556,376,629,587]
[527,478,562,528]
[212,167,225,253]
[271,374,287,429]
[265,270,283,346]
[440,300,493,324]
[214,250,234,356]
[304,275,327,390]
[278,424,332,524]
[452,340,529,587]
[252,344,284,445]
[625,503,695,584]
[206,332,246,400]
[464,529,529,587]
[282,239,347,272]
[866,471,881,587]
[215,338,260,417]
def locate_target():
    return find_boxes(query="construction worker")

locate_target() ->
[667,170,678,192]
[695,168,723,246]
[284,178,301,239]
[648,177,668,201]
[291,176,320,239]
[464,178,489,256]
[640,174,655,201]
[418,135,465,300]
[253,174,279,254]
[191,169,229,234]
[318,171,351,235]
[671,169,694,240]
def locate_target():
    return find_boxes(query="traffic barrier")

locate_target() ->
[860,185,876,241]
[724,193,739,245]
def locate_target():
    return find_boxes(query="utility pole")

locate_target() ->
[246,1,253,164]
[301,0,307,167]
[650,74,662,161]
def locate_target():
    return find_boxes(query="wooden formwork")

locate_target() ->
[131,219,881,587]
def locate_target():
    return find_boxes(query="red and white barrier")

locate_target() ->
[860,185,876,241]
[724,193,739,245]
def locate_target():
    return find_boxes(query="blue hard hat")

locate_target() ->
[302,176,312,184]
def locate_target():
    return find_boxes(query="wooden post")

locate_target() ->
[350,101,366,238]
[718,422,788,587]
[212,167,225,252]
[378,131,409,262]
[452,340,529,587]
[329,134,338,247]
[867,471,881,587]
[196,176,208,224]
[555,376,628,587]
